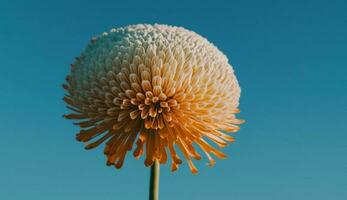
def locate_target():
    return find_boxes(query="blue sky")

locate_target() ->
[0,0,346,199]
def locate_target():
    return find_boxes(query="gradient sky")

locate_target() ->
[0,0,346,199]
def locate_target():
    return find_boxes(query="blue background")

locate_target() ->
[0,0,346,199]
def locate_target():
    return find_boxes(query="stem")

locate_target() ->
[149,160,160,200]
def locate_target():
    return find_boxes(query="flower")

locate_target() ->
[63,24,243,173]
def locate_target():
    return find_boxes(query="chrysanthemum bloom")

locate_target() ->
[63,24,243,174]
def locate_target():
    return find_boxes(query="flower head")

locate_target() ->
[63,24,243,173]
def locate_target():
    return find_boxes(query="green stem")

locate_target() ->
[149,160,160,200]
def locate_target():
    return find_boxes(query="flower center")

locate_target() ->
[120,90,179,130]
